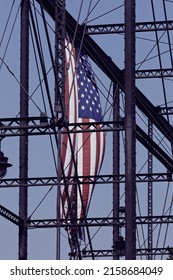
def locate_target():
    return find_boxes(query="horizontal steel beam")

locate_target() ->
[1,116,173,171]
[0,172,172,188]
[81,248,169,258]
[28,215,173,228]
[0,116,50,137]
[85,20,173,35]
[157,106,173,116]
[135,68,173,79]
[0,117,124,137]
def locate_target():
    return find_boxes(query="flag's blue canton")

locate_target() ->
[77,54,103,121]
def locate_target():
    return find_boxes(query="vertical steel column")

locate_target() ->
[54,0,66,116]
[19,0,29,260]
[148,120,153,259]
[124,0,136,259]
[113,86,120,260]
[55,0,66,260]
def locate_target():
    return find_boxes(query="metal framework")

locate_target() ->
[147,120,153,260]
[18,0,29,260]
[1,0,173,259]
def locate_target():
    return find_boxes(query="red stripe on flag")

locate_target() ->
[81,122,91,218]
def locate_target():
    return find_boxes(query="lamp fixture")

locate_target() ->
[0,151,12,178]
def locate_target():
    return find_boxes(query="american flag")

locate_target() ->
[60,39,105,235]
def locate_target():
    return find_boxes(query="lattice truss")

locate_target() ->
[0,0,173,259]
